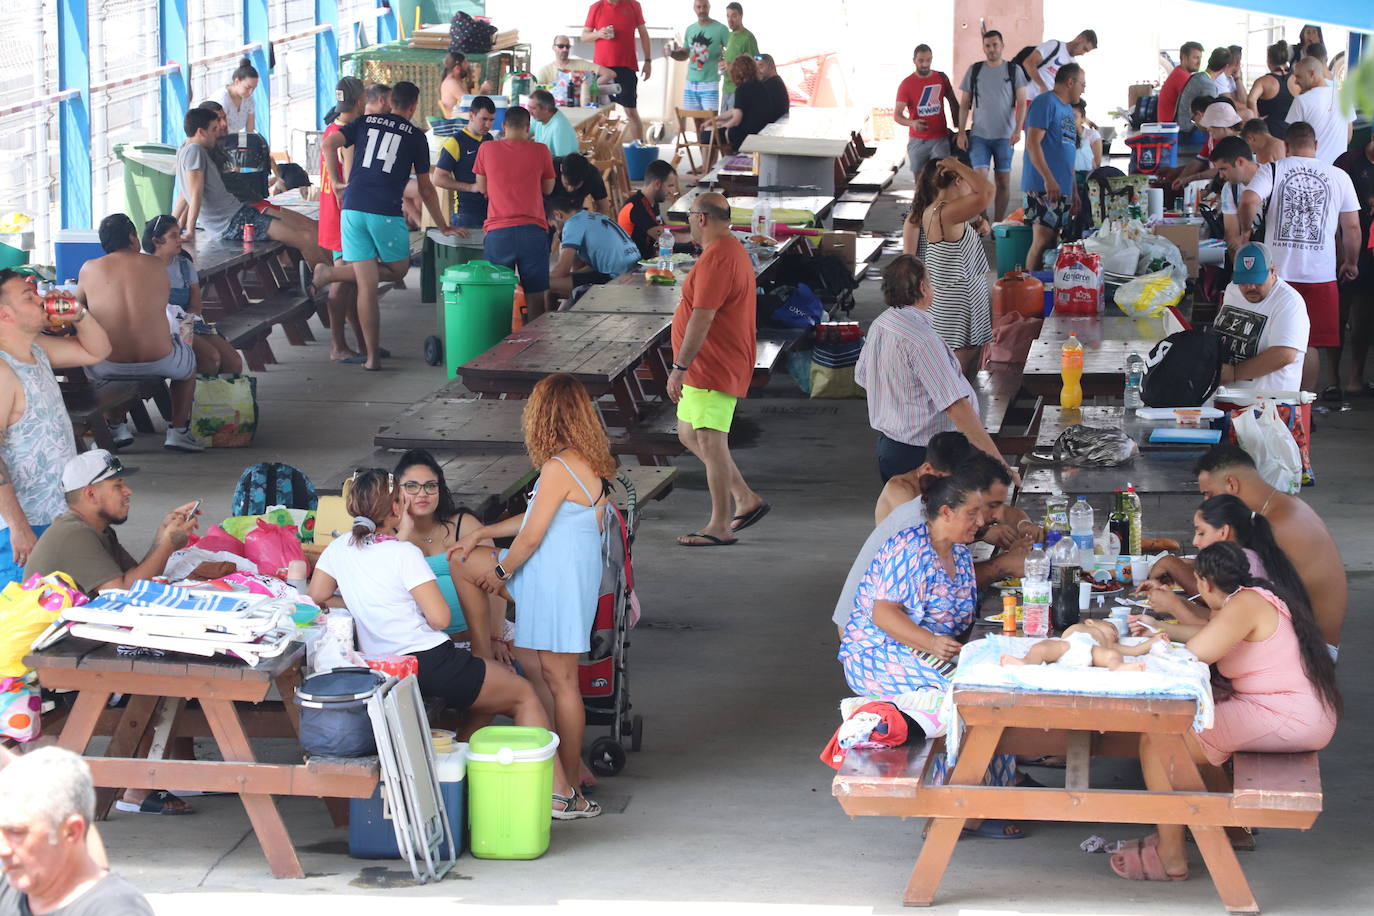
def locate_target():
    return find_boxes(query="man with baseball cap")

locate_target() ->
[1168,100,1243,190]
[1212,242,1309,394]
[23,449,199,599]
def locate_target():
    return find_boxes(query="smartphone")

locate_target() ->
[188,500,202,518]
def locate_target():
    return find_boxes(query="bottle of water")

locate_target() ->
[1024,543,1050,582]
[237,127,249,169]
[1124,352,1146,409]
[658,226,673,270]
[1069,496,1095,568]
[1022,543,1052,638]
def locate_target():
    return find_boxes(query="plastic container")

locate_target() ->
[993,223,1034,276]
[438,260,517,379]
[54,230,105,286]
[623,143,661,182]
[349,743,467,859]
[992,270,1045,321]
[466,726,559,860]
[114,142,178,229]
[422,230,485,304]
[294,667,382,758]
[1126,123,1179,175]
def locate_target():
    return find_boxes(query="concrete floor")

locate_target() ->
[85,179,1374,916]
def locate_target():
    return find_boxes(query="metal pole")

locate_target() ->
[160,0,190,146]
[57,0,92,230]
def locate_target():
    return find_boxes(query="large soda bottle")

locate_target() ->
[1043,490,1070,548]
[1109,490,1132,554]
[1069,495,1095,568]
[1060,333,1083,409]
[1048,537,1080,634]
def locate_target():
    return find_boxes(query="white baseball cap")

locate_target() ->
[61,449,134,492]
[1200,102,1242,129]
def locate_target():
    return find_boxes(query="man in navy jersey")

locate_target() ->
[320,81,458,370]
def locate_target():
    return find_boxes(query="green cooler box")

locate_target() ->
[466,726,559,860]
[432,260,517,378]
[993,222,1034,277]
[114,143,178,228]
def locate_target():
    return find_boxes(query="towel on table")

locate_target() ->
[84,581,255,614]
[943,634,1213,767]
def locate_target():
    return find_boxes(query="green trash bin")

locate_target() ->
[992,223,1034,277]
[465,726,559,860]
[114,143,179,228]
[436,260,517,379]
[421,229,486,304]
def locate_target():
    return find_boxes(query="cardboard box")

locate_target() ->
[819,230,857,265]
[1152,223,1200,278]
[1128,83,1154,108]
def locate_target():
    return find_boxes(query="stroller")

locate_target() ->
[580,472,643,776]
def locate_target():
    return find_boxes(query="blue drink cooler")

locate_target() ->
[1126,123,1179,176]
[623,143,660,181]
[460,94,510,131]
[54,230,105,284]
[349,744,467,859]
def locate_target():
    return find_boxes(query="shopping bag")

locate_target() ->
[1227,402,1313,489]
[221,508,316,543]
[1232,401,1303,494]
[242,520,307,580]
[809,365,865,399]
[0,677,42,743]
[191,375,258,448]
[0,572,87,678]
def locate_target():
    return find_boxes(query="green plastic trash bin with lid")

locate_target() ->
[465,726,560,859]
[114,143,179,228]
[434,260,517,378]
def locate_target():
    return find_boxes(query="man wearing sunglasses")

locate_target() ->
[0,270,113,588]
[535,36,597,107]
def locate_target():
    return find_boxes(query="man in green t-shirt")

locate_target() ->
[719,2,758,113]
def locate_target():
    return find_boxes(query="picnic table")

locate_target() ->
[27,640,378,879]
[320,448,540,523]
[834,685,1321,913]
[1020,338,1160,402]
[667,188,835,227]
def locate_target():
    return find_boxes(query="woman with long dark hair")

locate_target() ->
[1247,41,1295,139]
[1113,541,1339,882]
[219,57,259,133]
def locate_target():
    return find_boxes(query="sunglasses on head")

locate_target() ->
[89,453,125,488]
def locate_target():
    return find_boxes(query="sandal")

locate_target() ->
[552,790,602,820]
[961,819,1025,839]
[113,789,193,815]
[1110,837,1187,881]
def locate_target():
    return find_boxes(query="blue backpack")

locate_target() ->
[231,462,318,516]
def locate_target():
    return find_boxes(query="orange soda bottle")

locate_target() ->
[1060,333,1083,409]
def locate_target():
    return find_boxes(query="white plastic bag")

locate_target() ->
[1233,401,1302,494]
[1084,223,1141,275]
[1136,233,1187,286]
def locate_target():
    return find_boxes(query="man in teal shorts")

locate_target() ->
[321,81,459,370]
[668,192,769,547]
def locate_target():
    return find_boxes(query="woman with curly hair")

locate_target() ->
[451,373,615,814]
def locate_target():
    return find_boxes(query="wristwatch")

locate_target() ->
[671,362,690,372]
[494,563,510,581]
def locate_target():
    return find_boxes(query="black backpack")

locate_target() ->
[1141,329,1223,407]
[1129,94,1159,130]
[449,11,497,54]
[968,60,1017,109]
[1011,40,1059,72]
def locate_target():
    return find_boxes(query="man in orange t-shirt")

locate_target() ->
[669,192,769,547]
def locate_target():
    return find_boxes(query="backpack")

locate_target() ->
[231,463,318,516]
[449,11,497,54]
[1141,329,1223,407]
[1128,94,1159,130]
[765,283,825,329]
[1011,40,1059,73]
[968,60,1017,110]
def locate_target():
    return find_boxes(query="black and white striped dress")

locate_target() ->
[923,206,993,350]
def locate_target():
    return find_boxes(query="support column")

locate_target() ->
[57,0,91,230]
[243,0,271,143]
[160,0,190,146]
[316,0,340,130]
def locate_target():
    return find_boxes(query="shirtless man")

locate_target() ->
[1240,119,1285,164]
[1194,443,1345,657]
[75,214,202,453]
[0,269,112,586]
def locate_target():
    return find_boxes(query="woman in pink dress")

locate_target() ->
[1112,541,1341,882]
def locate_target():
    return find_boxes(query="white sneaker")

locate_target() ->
[163,426,204,453]
[109,422,134,448]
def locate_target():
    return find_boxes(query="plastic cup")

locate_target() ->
[1130,556,1152,586]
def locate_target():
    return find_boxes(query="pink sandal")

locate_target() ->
[1110,837,1187,882]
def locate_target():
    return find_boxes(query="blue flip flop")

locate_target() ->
[962,819,1025,839]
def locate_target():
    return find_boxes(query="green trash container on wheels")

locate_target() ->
[114,143,179,228]
[434,260,518,379]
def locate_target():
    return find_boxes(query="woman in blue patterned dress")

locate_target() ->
[838,470,1023,838]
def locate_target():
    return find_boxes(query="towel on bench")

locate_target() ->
[85,581,256,614]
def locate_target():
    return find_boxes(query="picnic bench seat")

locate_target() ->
[610,404,685,465]
[752,338,787,387]
[58,372,171,453]
[214,290,317,372]
[832,189,880,231]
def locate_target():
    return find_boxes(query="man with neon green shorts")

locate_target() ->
[668,192,769,547]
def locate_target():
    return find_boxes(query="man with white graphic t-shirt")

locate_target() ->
[1214,242,1308,393]
[1021,30,1096,101]
[1286,57,1353,167]
[1239,121,1361,393]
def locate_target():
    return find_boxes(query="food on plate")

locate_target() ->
[992,577,1022,589]
[749,234,779,246]
[1080,571,1124,593]
[1140,537,1180,552]
[644,266,676,285]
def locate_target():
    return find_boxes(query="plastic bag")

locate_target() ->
[1136,233,1187,286]
[0,572,86,678]
[1084,221,1142,275]
[190,375,258,448]
[221,508,315,543]
[191,524,247,556]
[1233,401,1302,494]
[1051,425,1139,467]
[0,677,42,743]
[1115,270,1184,317]
[243,520,306,580]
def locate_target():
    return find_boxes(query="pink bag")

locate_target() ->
[242,520,306,580]
[192,525,247,557]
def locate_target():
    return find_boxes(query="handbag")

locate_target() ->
[191,375,258,448]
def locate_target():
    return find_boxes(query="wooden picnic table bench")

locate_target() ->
[56,369,172,453]
[833,688,1322,913]
[27,640,378,879]
[320,449,540,523]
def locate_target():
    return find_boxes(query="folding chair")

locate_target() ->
[673,108,721,175]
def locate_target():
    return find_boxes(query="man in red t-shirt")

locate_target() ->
[668,192,769,547]
[1159,41,1203,124]
[473,107,557,318]
[582,0,652,141]
[895,44,959,182]
[318,76,368,361]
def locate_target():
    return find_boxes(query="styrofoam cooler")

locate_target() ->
[54,230,105,284]
[349,744,467,859]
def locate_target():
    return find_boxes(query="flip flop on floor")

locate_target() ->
[339,354,368,364]
[678,532,738,547]
[114,790,193,815]
[962,819,1024,839]
[731,502,771,533]
[1110,838,1186,881]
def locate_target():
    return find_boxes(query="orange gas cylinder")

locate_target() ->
[992,270,1045,320]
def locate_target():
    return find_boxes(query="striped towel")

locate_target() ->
[84,581,252,614]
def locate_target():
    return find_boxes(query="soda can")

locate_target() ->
[242,222,256,245]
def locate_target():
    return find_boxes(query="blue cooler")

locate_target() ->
[460,94,510,131]
[348,745,466,859]
[1126,123,1179,176]
[54,230,105,284]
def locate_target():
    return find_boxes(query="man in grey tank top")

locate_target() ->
[0,271,114,585]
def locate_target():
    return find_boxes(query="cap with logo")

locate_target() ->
[1232,242,1273,286]
[61,449,134,493]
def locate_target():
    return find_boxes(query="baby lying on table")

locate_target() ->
[1000,619,1165,672]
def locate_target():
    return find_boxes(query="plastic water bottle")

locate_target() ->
[1024,543,1050,582]
[1124,352,1146,409]
[1070,496,1095,568]
[1043,491,1069,548]
[658,227,673,269]
[1022,544,1052,638]
[751,198,773,239]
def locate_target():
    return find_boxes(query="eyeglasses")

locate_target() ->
[399,481,441,494]
[88,453,125,488]
[554,43,571,49]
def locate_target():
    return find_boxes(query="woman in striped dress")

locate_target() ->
[910,157,995,376]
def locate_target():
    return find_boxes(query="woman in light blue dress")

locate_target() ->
[451,373,613,817]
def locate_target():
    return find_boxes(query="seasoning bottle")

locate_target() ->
[1002,594,1018,635]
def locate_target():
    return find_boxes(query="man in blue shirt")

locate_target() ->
[529,89,580,158]
[320,81,458,369]
[433,95,495,229]
[1020,62,1084,273]
[546,197,642,302]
